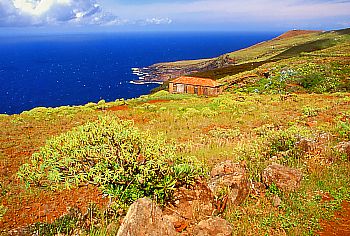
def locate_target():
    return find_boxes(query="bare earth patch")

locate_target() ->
[0,185,108,230]
[318,201,350,236]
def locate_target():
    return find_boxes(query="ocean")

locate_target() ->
[0,31,279,114]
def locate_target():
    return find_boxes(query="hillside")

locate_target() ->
[142,29,349,83]
[0,28,350,235]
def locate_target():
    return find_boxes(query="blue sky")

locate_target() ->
[0,0,349,31]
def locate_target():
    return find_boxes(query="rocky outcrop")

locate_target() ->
[192,217,233,236]
[117,198,177,236]
[163,181,216,233]
[262,163,303,192]
[250,180,266,196]
[135,55,236,82]
[208,160,250,206]
[117,161,251,235]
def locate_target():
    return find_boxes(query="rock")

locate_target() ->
[272,195,282,207]
[117,198,177,236]
[335,141,350,160]
[106,222,119,235]
[295,138,315,152]
[208,160,250,206]
[250,181,266,196]
[164,214,188,233]
[262,163,303,192]
[192,217,233,236]
[163,181,215,234]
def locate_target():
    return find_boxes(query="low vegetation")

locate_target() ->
[18,116,205,209]
[0,28,350,235]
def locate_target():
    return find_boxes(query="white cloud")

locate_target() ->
[0,0,173,27]
[2,0,348,29]
[103,0,350,28]
[144,17,172,25]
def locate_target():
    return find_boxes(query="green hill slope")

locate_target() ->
[191,29,350,80]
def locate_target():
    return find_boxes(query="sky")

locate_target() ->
[0,0,349,32]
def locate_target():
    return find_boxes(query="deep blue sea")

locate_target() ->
[0,32,279,114]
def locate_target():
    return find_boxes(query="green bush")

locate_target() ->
[262,127,313,167]
[337,121,350,141]
[208,127,241,139]
[302,106,319,117]
[18,116,205,208]
[29,212,79,236]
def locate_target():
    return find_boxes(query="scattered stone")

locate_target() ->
[117,198,177,236]
[192,216,233,236]
[296,138,315,152]
[335,141,350,160]
[272,195,282,207]
[262,163,303,192]
[208,160,250,206]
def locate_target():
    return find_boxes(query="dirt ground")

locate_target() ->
[0,185,108,230]
[318,201,350,236]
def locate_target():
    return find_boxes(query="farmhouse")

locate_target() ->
[169,76,222,96]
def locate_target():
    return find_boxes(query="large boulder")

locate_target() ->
[208,160,250,206]
[192,217,233,236]
[262,163,303,192]
[117,198,177,236]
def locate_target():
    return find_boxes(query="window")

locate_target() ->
[203,87,208,95]
[177,84,185,93]
[194,86,198,94]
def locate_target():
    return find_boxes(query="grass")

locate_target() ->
[189,60,271,79]
[225,31,325,63]
[1,28,350,235]
[222,53,350,94]
[271,38,337,60]
[1,91,350,235]
[187,31,349,81]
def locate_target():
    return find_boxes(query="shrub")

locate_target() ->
[28,211,79,236]
[0,204,7,221]
[299,73,325,89]
[208,127,241,139]
[201,107,218,117]
[183,108,201,118]
[261,126,313,167]
[18,116,205,208]
[337,121,350,141]
[302,106,319,117]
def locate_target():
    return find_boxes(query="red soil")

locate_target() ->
[146,99,170,104]
[105,100,169,112]
[318,201,350,236]
[106,105,129,111]
[0,185,108,230]
[0,116,105,232]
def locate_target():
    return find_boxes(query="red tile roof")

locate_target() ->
[170,76,221,87]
